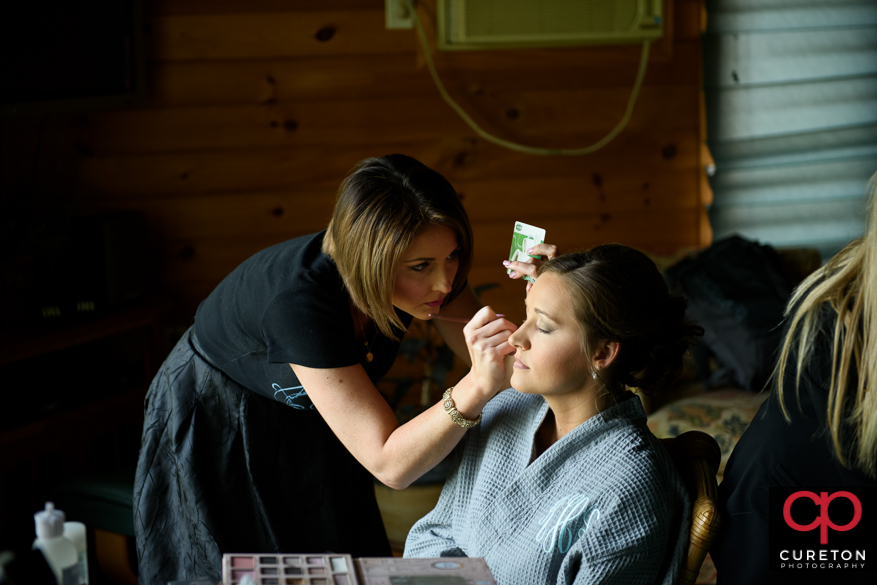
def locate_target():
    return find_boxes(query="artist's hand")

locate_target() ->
[502,242,559,292]
[464,306,516,397]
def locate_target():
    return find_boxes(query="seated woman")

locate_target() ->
[405,245,703,585]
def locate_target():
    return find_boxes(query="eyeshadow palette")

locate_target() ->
[355,557,496,585]
[223,554,357,585]
[221,555,496,585]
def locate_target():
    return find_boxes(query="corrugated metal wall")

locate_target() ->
[704,0,877,262]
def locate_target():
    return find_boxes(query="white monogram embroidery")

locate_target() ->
[535,494,600,553]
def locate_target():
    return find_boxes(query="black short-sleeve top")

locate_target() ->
[193,230,412,410]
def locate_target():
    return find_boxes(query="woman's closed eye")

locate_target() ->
[521,317,551,334]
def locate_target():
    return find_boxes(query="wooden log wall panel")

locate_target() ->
[81,168,697,241]
[147,43,700,109]
[455,171,700,220]
[83,190,337,240]
[77,131,698,199]
[156,209,700,288]
[435,40,699,75]
[77,97,471,153]
[150,0,702,41]
[159,235,304,287]
[435,47,701,103]
[152,10,415,61]
[674,0,703,42]
[148,0,700,63]
[429,87,699,144]
[150,55,439,107]
[152,0,385,17]
[140,1,701,103]
[24,0,709,322]
[77,87,695,154]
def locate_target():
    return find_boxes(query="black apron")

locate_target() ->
[133,328,390,585]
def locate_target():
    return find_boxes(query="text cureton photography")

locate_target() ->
[769,487,875,573]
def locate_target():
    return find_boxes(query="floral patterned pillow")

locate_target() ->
[647,388,768,481]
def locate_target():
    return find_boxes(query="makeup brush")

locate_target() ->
[428,314,505,323]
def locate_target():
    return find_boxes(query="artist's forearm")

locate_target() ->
[373,374,492,489]
[373,403,465,489]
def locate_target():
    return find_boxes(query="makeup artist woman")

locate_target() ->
[133,155,518,585]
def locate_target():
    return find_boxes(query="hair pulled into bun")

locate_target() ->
[615,294,704,395]
[539,245,704,397]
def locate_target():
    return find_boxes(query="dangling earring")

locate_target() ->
[592,365,600,380]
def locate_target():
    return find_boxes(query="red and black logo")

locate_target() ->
[769,487,875,574]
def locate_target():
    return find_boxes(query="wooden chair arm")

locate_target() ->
[662,431,722,585]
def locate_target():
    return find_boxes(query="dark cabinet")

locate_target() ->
[0,299,172,551]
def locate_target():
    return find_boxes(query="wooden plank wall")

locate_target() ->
[3,0,710,327]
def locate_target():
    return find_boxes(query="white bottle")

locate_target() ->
[63,521,88,585]
[33,502,79,585]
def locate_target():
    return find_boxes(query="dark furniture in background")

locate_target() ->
[0,297,172,583]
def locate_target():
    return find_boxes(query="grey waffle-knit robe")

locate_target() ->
[405,390,690,585]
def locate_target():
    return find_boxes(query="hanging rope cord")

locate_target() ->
[406,0,652,156]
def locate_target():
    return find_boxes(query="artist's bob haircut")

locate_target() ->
[322,154,473,340]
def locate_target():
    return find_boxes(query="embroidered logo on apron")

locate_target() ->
[272,383,316,410]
